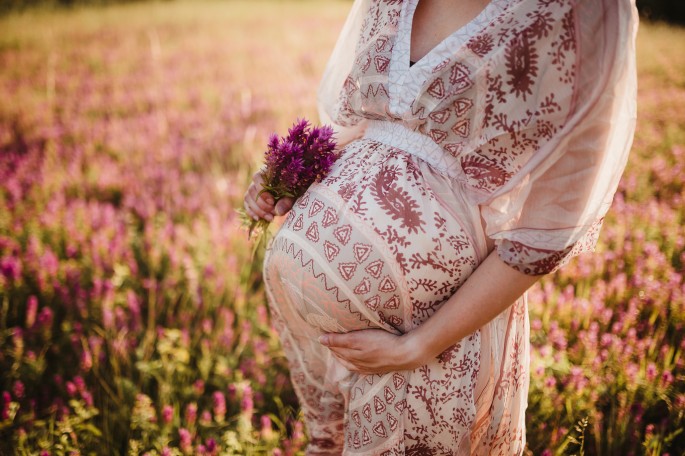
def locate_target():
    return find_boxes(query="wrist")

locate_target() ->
[399,330,432,369]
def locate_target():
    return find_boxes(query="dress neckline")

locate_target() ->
[387,0,508,116]
[403,0,496,71]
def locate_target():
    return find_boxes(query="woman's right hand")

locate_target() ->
[243,171,294,222]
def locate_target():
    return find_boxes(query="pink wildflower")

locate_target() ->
[185,402,197,426]
[162,405,173,424]
[2,391,12,420]
[200,410,212,426]
[193,379,205,395]
[241,385,254,416]
[25,296,38,328]
[661,370,674,386]
[12,381,24,400]
[65,382,77,397]
[212,391,226,422]
[261,414,274,440]
[179,428,192,452]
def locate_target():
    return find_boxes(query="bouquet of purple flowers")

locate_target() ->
[241,119,338,241]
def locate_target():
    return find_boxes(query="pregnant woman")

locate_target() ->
[244,0,638,453]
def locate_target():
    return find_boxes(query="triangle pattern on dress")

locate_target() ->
[353,243,372,263]
[323,240,340,262]
[334,225,352,245]
[449,62,472,94]
[338,262,357,281]
[452,119,470,138]
[362,427,372,445]
[375,35,390,52]
[364,259,384,278]
[372,421,388,438]
[454,97,474,117]
[292,214,304,231]
[364,295,381,310]
[374,396,386,415]
[384,386,396,404]
[388,315,403,326]
[427,78,446,99]
[321,207,339,228]
[354,277,371,295]
[387,413,398,432]
[428,108,451,124]
[378,276,397,293]
[383,295,400,309]
[308,199,324,217]
[362,403,372,422]
[297,193,309,209]
[444,142,464,156]
[392,372,406,390]
[306,222,320,242]
[352,410,361,427]
[429,129,448,144]
[374,55,390,73]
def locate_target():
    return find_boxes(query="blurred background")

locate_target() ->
[0,0,683,455]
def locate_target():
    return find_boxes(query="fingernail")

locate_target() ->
[275,207,284,216]
[318,335,328,345]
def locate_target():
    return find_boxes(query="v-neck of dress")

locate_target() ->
[405,0,495,70]
[388,0,506,115]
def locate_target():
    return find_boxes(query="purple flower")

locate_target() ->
[184,402,197,426]
[193,379,205,395]
[162,405,173,424]
[261,414,274,440]
[200,410,212,426]
[241,385,254,416]
[243,119,338,239]
[0,256,22,282]
[212,391,226,422]
[65,382,77,397]
[2,391,11,420]
[661,370,674,386]
[179,428,192,452]
[25,296,38,328]
[12,382,24,400]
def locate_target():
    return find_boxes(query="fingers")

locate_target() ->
[243,171,295,221]
[243,187,273,221]
[243,172,274,221]
[275,197,294,216]
[319,332,360,350]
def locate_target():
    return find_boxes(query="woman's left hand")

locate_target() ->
[319,329,426,375]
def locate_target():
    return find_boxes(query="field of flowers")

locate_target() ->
[0,1,683,454]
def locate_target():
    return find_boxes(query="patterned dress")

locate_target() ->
[263,0,637,454]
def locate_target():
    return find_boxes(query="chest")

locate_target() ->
[410,0,492,62]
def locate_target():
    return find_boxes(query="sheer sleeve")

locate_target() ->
[479,0,639,275]
[317,0,371,148]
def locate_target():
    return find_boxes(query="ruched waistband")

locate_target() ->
[362,120,462,178]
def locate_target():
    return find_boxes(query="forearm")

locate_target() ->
[404,249,542,362]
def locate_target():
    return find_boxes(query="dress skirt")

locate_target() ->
[263,121,530,455]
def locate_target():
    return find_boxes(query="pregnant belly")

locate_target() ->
[263,140,482,335]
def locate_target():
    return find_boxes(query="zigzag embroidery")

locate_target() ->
[273,237,373,328]
[361,83,390,100]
